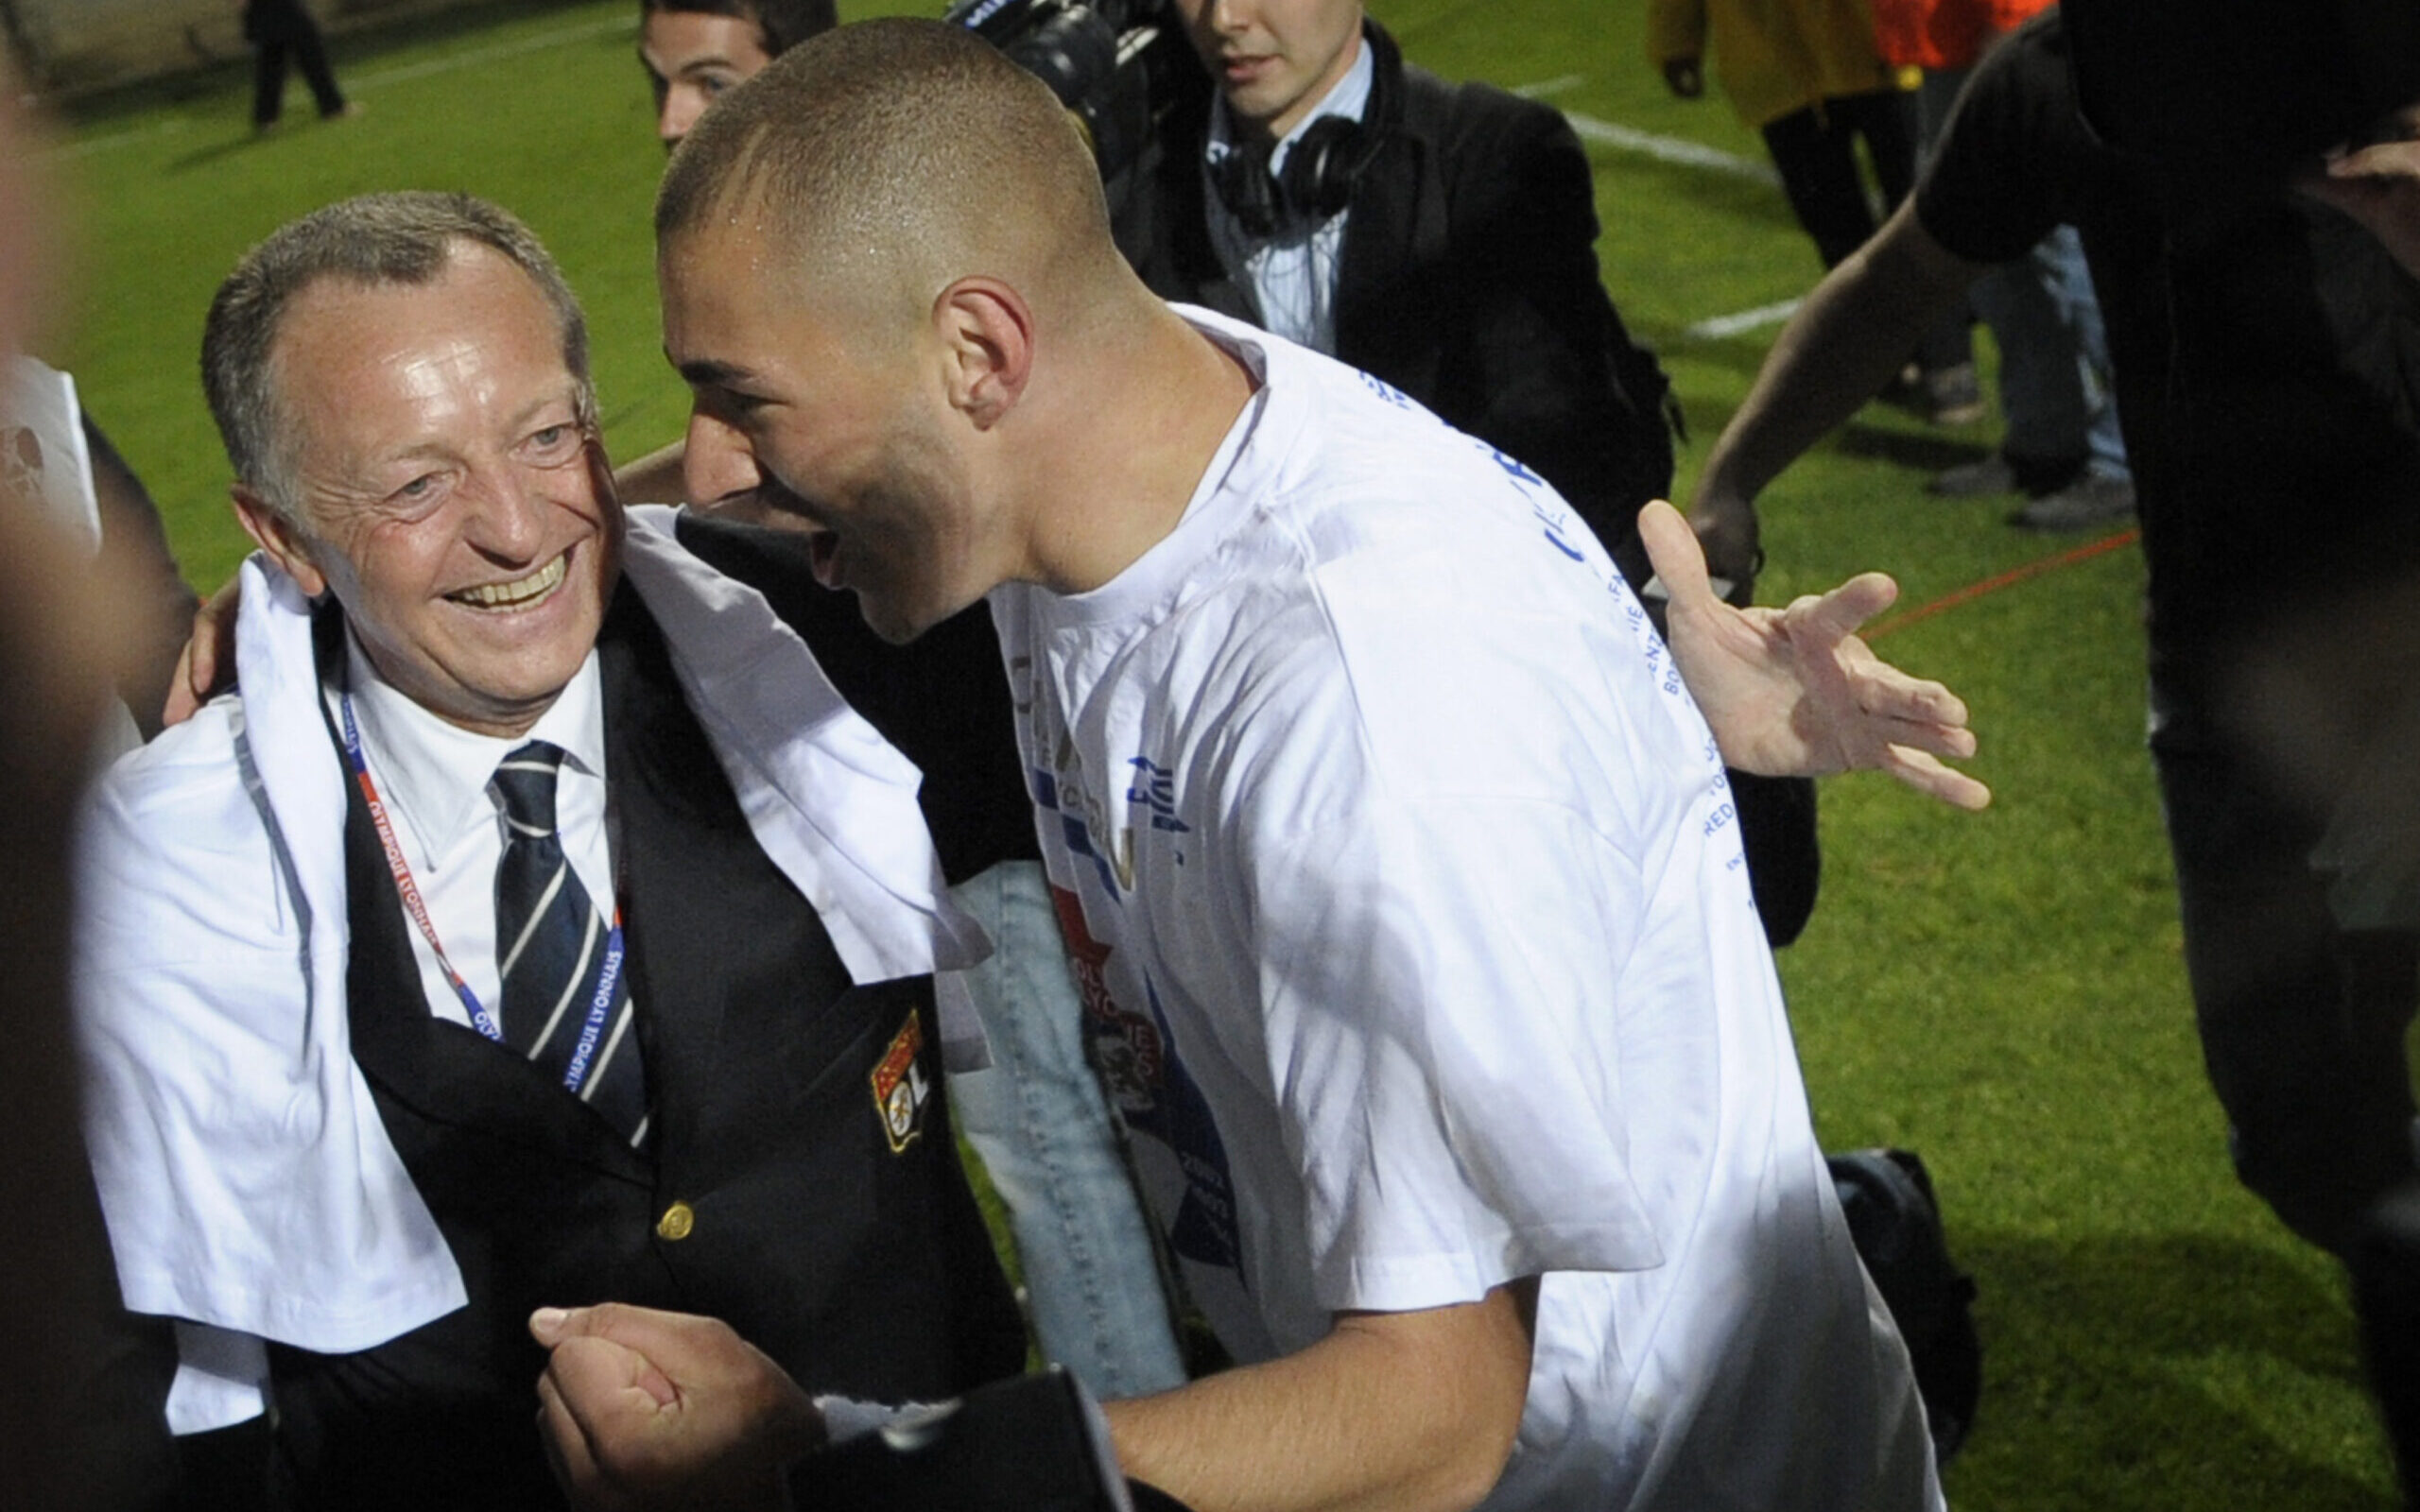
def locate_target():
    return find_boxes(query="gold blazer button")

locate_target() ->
[656,1201,696,1242]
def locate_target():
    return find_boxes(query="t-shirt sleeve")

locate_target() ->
[1913,15,2076,265]
[1240,776,1672,1314]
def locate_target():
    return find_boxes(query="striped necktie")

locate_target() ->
[492,741,649,1145]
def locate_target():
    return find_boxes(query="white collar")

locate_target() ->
[1207,35,1376,178]
[341,636,606,863]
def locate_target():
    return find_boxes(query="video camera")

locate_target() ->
[944,0,1194,187]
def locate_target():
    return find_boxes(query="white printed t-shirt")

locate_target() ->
[988,308,1942,1511]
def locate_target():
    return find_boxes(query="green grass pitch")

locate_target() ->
[30,0,2410,1503]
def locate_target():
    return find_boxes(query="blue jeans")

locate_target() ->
[1920,69,2127,480]
[944,861,1189,1399]
[1969,226,2129,480]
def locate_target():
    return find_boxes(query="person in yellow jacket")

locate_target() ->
[1649,0,1980,423]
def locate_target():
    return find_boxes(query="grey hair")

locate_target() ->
[200,191,595,522]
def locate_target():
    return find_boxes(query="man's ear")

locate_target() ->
[232,486,330,598]
[932,277,1034,430]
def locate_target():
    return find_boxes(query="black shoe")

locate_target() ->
[1920,363,1985,427]
[1929,455,2019,497]
[1933,451,2089,498]
[2011,472,2135,531]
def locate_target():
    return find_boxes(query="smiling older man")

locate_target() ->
[72,191,1024,1510]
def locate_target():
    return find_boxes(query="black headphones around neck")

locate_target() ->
[1205,26,1395,238]
[1210,114,1380,236]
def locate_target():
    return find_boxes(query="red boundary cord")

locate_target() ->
[1866,527,2140,642]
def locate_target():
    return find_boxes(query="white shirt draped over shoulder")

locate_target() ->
[74,505,988,1430]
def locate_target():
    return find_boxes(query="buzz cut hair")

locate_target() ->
[199,190,595,524]
[654,17,1121,330]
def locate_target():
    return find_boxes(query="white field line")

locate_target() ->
[48,11,634,160]
[1507,85,1793,341]
[1512,74,1587,99]
[345,12,634,93]
[1683,298,1802,340]
[1562,111,1779,187]
[48,117,189,161]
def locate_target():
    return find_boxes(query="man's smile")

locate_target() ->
[447,547,570,610]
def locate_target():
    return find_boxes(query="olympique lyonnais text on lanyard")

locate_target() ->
[338,693,626,1095]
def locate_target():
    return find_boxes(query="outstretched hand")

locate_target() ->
[529,1303,824,1512]
[1642,501,1990,811]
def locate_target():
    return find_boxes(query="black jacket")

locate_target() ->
[1113,20,1674,573]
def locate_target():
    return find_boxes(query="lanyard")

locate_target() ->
[338,693,624,1093]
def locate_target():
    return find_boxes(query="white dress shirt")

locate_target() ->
[335,636,616,1033]
[1201,40,1375,354]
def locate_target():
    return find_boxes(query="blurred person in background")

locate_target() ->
[1871,0,2133,530]
[638,0,832,146]
[1650,0,1982,425]
[3,364,199,749]
[242,0,354,131]
[0,81,182,1512]
[1689,0,2420,1287]
[2269,105,2420,1509]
